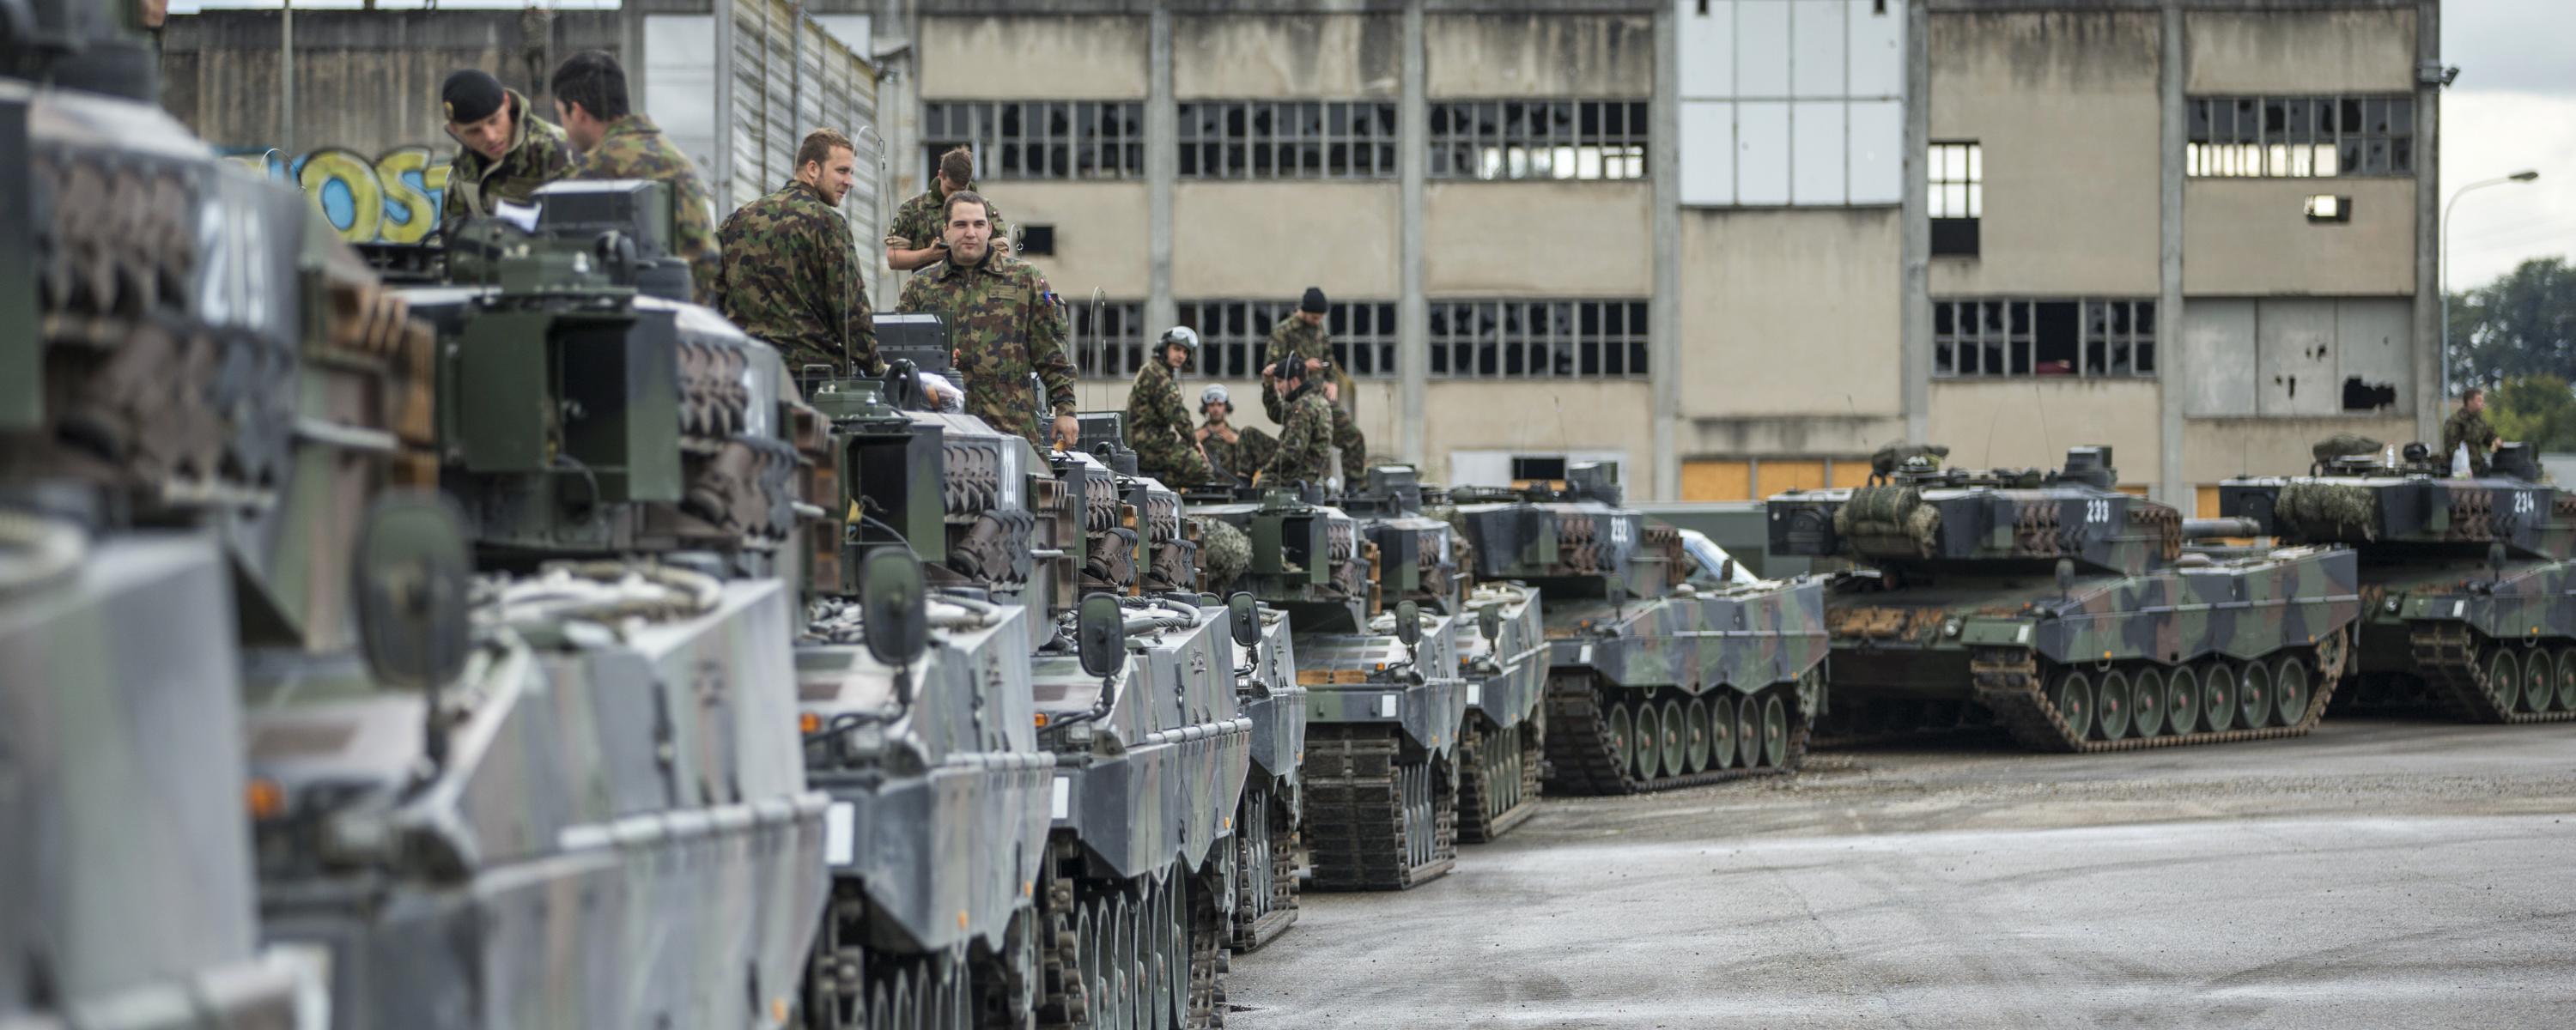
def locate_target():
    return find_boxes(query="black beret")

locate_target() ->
[442,70,507,125]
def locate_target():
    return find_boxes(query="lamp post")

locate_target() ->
[2441,170,2541,402]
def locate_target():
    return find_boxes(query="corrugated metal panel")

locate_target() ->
[720,0,879,248]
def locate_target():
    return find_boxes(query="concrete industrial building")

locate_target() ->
[161,0,2442,508]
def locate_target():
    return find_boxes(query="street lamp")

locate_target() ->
[2441,169,2542,402]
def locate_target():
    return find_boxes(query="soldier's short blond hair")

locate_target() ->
[796,129,854,173]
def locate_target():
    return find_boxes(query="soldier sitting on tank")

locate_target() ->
[2442,386,2503,477]
[1255,358,1337,490]
[1196,384,1275,486]
[1262,287,1368,483]
[1125,326,1216,486]
[436,69,574,240]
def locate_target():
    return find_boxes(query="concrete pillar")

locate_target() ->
[2157,0,2188,508]
[1649,3,1680,501]
[1900,0,1930,447]
[2413,0,2442,443]
[1398,0,1427,469]
[1146,4,1176,334]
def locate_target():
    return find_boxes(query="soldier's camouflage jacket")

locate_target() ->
[2443,407,2498,476]
[1127,358,1212,486]
[440,89,574,238]
[715,179,878,375]
[574,113,721,305]
[896,253,1073,448]
[1261,314,1329,422]
[1261,389,1335,488]
[1200,422,1274,483]
[884,184,1010,261]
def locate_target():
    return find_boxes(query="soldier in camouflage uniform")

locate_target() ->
[550,51,720,305]
[1259,360,1337,488]
[1262,286,1367,483]
[714,128,879,379]
[1195,384,1275,485]
[896,190,1077,450]
[436,69,574,239]
[1126,326,1214,486]
[885,146,1010,271]
[2443,386,2501,477]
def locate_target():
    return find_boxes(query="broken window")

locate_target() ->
[1176,101,1400,179]
[1933,299,2156,379]
[1172,300,1399,379]
[1427,300,1649,379]
[2185,94,2413,178]
[1928,142,1981,257]
[1426,100,1649,181]
[922,101,1145,182]
[1069,302,1147,377]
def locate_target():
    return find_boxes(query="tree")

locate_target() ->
[2488,374,2576,452]
[2445,258,2576,396]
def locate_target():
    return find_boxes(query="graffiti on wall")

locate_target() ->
[224,147,454,245]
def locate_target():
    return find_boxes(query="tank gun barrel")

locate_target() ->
[2180,517,2260,539]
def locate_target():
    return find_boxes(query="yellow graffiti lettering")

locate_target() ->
[298,149,381,244]
[374,148,442,245]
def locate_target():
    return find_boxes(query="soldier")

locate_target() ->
[885,146,1010,271]
[1257,359,1336,489]
[2443,386,2502,476]
[1126,326,1214,486]
[1195,384,1275,485]
[1261,286,1367,482]
[714,128,880,380]
[436,69,574,239]
[896,190,1076,451]
[549,51,720,305]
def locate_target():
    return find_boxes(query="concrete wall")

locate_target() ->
[2179,415,2416,486]
[1677,208,1903,421]
[1928,379,2163,482]
[2184,8,2417,94]
[1425,380,1653,482]
[1926,9,2161,297]
[999,183,1153,299]
[2183,178,2416,294]
[920,16,1148,99]
[1173,15,1402,99]
[1425,14,1653,98]
[1170,183,1400,298]
[1425,182,1652,294]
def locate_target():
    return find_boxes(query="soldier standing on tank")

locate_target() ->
[896,191,1076,451]
[549,51,721,305]
[2443,385,2502,476]
[436,69,574,239]
[1261,286,1367,483]
[1195,385,1275,486]
[885,146,1011,271]
[714,128,885,383]
[1257,359,1337,488]
[1126,326,1214,486]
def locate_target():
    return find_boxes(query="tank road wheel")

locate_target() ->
[1658,700,1688,779]
[1682,699,1713,773]
[1710,695,1739,770]
[2486,648,2521,714]
[1077,901,1104,1027]
[2272,656,2312,727]
[2164,664,2200,736]
[2201,662,2238,732]
[1735,695,1763,768]
[2095,669,2134,742]
[1631,702,1663,782]
[1760,694,1789,768]
[2238,660,2275,730]
[2519,647,2554,715]
[2130,667,2167,737]
[2555,647,2576,712]
[891,964,918,1030]
[2046,670,2095,742]
[1605,703,1637,781]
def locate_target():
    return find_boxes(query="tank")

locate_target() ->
[1188,481,1468,891]
[1451,463,1830,792]
[236,198,831,1026]
[1769,445,2362,751]
[3,15,353,1023]
[2220,436,2576,723]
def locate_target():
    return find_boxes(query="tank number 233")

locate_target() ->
[2082,499,2114,524]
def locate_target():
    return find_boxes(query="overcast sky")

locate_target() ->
[161,1,2572,288]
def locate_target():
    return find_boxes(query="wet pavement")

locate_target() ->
[1227,718,2576,1027]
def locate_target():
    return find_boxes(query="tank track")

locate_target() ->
[1036,838,1089,1029]
[1302,725,1456,892]
[1971,629,2350,753]
[1189,872,1226,1029]
[1541,674,1810,795]
[2409,623,2576,724]
[1226,787,1298,952]
[1455,719,1545,844]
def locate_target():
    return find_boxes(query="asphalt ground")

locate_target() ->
[1225,717,2576,1028]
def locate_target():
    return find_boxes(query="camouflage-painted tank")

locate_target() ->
[3,15,367,1021]
[238,187,831,1027]
[1770,445,2362,751]
[1450,463,1830,792]
[1189,479,1467,891]
[793,371,1056,1028]
[2221,436,2576,724]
